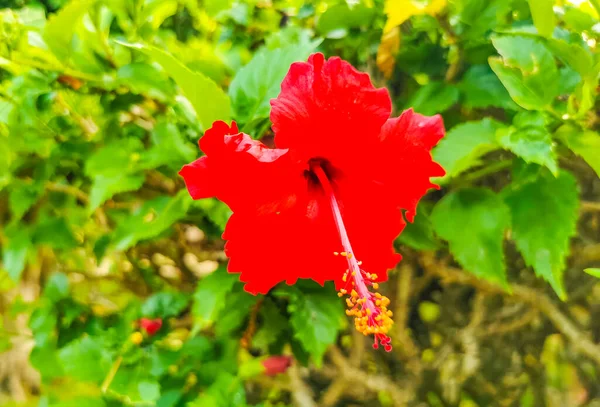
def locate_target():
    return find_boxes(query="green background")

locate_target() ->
[1,0,600,406]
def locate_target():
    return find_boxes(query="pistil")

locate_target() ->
[312,164,393,351]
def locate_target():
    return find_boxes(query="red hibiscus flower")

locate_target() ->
[180,53,445,351]
[262,355,293,376]
[139,318,163,336]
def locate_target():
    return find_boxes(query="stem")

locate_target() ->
[45,181,89,204]
[101,356,123,393]
[455,159,513,186]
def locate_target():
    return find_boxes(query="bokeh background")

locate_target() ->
[1,0,600,406]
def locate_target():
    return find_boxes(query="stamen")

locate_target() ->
[312,164,393,352]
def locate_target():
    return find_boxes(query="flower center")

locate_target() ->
[311,163,393,352]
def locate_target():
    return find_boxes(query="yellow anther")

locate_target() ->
[334,252,339,256]
[342,274,347,282]
[341,252,347,257]
[372,283,379,290]
[351,271,356,276]
[347,253,353,259]
[371,274,378,280]
[358,261,363,265]
[337,292,343,297]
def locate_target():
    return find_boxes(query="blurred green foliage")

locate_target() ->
[1,0,600,406]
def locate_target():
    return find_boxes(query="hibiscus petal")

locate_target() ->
[332,176,404,286]
[271,53,392,167]
[223,195,346,294]
[373,109,446,221]
[179,121,299,213]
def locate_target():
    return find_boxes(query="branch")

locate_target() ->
[420,253,600,367]
[328,346,409,406]
[581,201,600,212]
[45,181,89,204]
[394,264,421,362]
[288,364,317,407]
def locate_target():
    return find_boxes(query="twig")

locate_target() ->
[453,160,513,187]
[328,346,408,406]
[420,253,600,367]
[101,356,123,393]
[241,298,263,349]
[394,264,420,362]
[45,181,89,204]
[320,377,347,407]
[481,308,538,337]
[437,12,462,82]
[288,364,317,407]
[581,201,600,212]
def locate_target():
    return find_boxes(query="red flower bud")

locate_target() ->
[262,355,293,376]
[139,318,163,336]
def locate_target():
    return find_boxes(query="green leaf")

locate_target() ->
[215,286,259,336]
[140,120,196,169]
[88,174,145,212]
[138,381,161,402]
[0,99,14,124]
[408,81,459,116]
[398,204,440,251]
[117,63,175,101]
[316,3,376,38]
[191,198,232,232]
[584,268,600,278]
[44,272,69,303]
[157,390,182,407]
[142,292,190,318]
[58,336,112,382]
[2,228,31,281]
[85,138,144,178]
[253,298,288,350]
[110,365,159,402]
[9,180,44,220]
[431,189,510,287]
[555,125,600,178]
[192,268,238,331]
[459,65,517,110]
[119,43,231,130]
[112,190,191,250]
[52,398,106,407]
[33,217,78,250]
[528,0,555,37]
[503,169,579,299]
[497,112,558,175]
[289,287,344,366]
[544,39,594,79]
[228,43,318,126]
[44,0,97,59]
[563,7,595,32]
[432,119,504,182]
[490,36,559,110]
